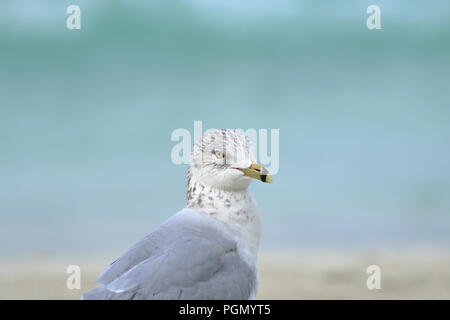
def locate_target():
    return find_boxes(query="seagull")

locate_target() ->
[82,129,272,300]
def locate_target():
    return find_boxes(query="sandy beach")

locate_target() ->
[1,249,449,300]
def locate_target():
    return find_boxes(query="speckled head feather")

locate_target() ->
[187,129,256,204]
[191,129,252,168]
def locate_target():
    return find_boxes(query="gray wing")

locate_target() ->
[82,209,256,300]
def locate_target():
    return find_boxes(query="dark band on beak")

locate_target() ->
[260,166,269,182]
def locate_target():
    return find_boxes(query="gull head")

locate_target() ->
[189,129,272,191]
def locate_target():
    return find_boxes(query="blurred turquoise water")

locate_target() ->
[1,1,449,259]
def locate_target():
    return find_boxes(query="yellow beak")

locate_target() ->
[238,163,273,184]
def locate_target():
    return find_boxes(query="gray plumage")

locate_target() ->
[82,208,257,300]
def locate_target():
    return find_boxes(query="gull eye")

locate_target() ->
[213,149,224,159]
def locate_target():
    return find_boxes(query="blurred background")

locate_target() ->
[0,0,449,299]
